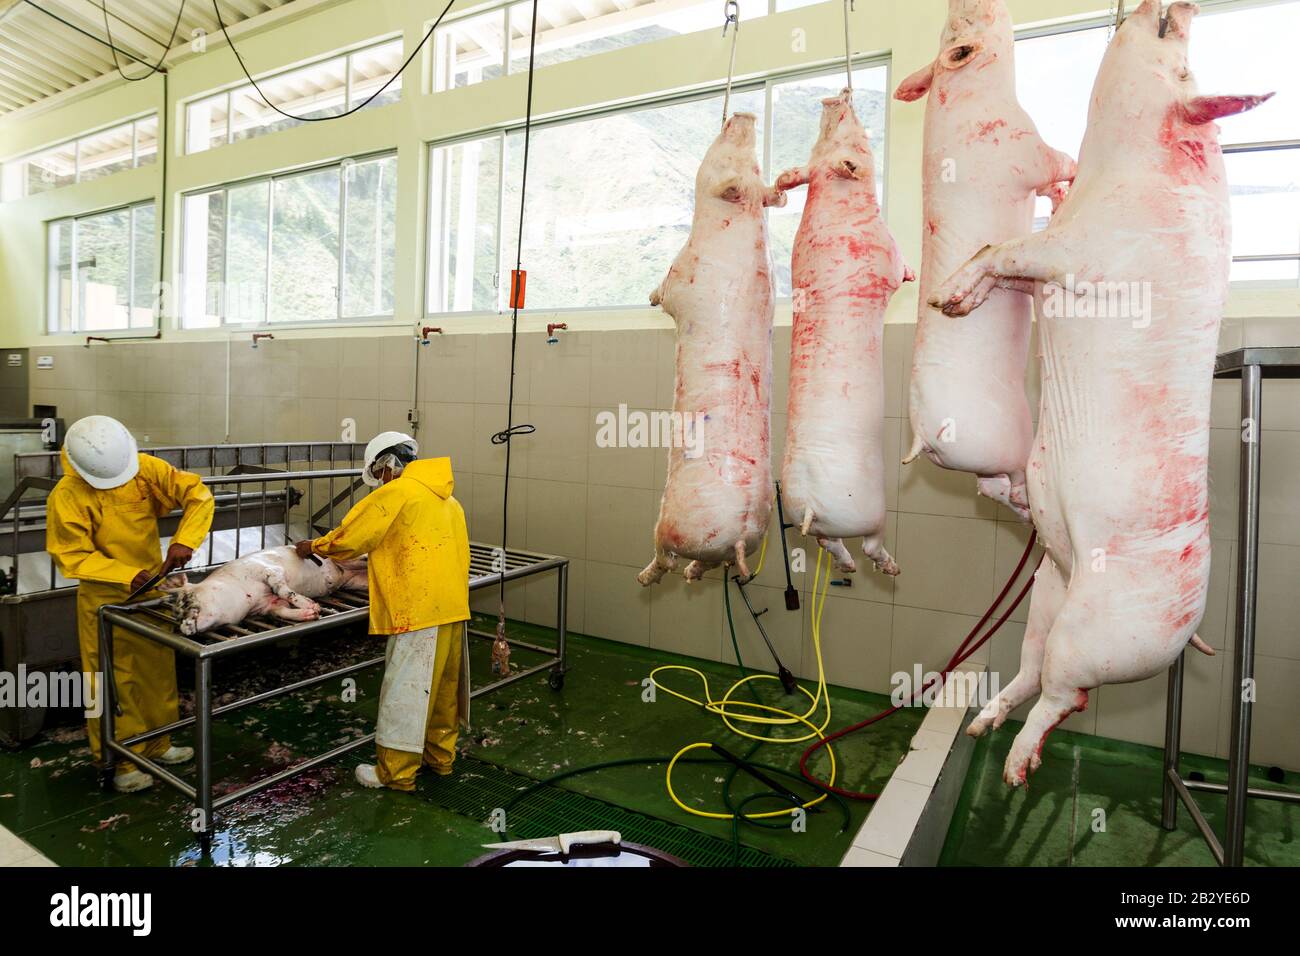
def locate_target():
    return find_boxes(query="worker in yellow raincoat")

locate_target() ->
[46,416,214,793]
[298,432,471,791]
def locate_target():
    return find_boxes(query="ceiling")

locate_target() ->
[0,0,298,116]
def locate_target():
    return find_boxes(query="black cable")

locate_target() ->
[101,0,187,81]
[210,0,453,121]
[495,0,540,610]
[21,0,152,67]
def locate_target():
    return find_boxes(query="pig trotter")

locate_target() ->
[1004,688,1088,787]
[637,551,674,587]
[817,537,857,574]
[862,535,899,577]
[902,432,925,466]
[732,540,751,579]
[683,559,717,583]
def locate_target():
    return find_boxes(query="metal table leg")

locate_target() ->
[195,656,214,855]
[1161,651,1185,830]
[97,613,117,791]
[1225,363,1263,867]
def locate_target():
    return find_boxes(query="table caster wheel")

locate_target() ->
[548,669,565,691]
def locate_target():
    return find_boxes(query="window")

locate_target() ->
[426,55,890,314]
[769,65,889,296]
[47,202,157,334]
[181,153,397,327]
[435,0,768,91]
[1016,1,1300,284]
[4,116,157,200]
[185,37,402,154]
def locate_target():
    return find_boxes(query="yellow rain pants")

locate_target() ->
[376,621,466,791]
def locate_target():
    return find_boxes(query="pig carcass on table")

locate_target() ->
[931,0,1272,786]
[638,112,784,585]
[163,546,368,636]
[895,0,1076,520]
[777,90,913,576]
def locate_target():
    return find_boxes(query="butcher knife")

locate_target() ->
[482,830,621,853]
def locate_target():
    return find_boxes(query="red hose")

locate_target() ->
[799,530,1042,800]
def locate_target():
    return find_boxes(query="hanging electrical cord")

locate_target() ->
[101,0,187,81]
[488,0,541,673]
[21,0,152,67]
[211,0,454,121]
[799,531,1042,800]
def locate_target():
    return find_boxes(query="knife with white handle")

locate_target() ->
[482,830,621,853]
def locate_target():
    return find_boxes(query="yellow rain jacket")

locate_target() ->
[311,457,470,635]
[46,452,215,773]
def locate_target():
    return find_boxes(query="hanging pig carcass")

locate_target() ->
[777,90,913,575]
[638,112,784,585]
[931,0,1272,785]
[895,0,1076,519]
[163,546,369,635]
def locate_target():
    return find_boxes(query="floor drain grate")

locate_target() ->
[424,755,796,868]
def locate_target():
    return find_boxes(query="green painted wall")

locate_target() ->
[0,0,1296,348]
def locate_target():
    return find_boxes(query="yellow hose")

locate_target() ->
[654,548,835,821]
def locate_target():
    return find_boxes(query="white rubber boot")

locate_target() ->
[355,764,383,789]
[113,771,154,793]
[157,746,194,765]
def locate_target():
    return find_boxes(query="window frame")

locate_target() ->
[1014,3,1300,284]
[182,34,404,155]
[6,114,158,200]
[179,150,399,330]
[45,199,158,337]
[422,54,891,317]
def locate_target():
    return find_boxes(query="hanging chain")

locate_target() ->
[721,0,740,128]
[1108,0,1125,39]
[843,0,855,92]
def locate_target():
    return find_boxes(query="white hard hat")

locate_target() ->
[64,416,140,490]
[362,431,418,487]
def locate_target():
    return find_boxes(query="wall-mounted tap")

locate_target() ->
[252,333,274,348]
[546,322,567,345]
[420,326,443,345]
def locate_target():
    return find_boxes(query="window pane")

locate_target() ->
[76,209,131,331]
[1230,258,1299,286]
[187,93,229,154]
[1190,2,1299,145]
[498,89,764,311]
[26,143,76,195]
[48,220,73,333]
[227,182,270,324]
[269,168,340,323]
[429,137,501,313]
[342,156,397,317]
[134,116,158,167]
[769,65,889,297]
[1226,149,1300,259]
[434,10,505,90]
[130,204,157,329]
[1015,25,1107,165]
[232,57,349,144]
[77,123,135,182]
[507,0,766,74]
[181,191,226,329]
[350,39,403,109]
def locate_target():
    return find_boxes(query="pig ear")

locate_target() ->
[1181,93,1274,125]
[159,572,188,591]
[894,61,935,102]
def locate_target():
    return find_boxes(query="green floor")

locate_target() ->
[0,615,920,867]
[940,721,1300,867]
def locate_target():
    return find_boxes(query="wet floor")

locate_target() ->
[0,615,921,867]
[941,722,1300,867]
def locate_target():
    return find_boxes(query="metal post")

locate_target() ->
[556,562,568,673]
[1161,651,1185,829]
[97,612,117,790]
[195,656,214,855]
[1224,363,1263,867]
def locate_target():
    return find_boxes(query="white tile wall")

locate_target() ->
[27,316,1300,769]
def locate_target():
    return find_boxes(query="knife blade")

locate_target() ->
[482,830,621,853]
